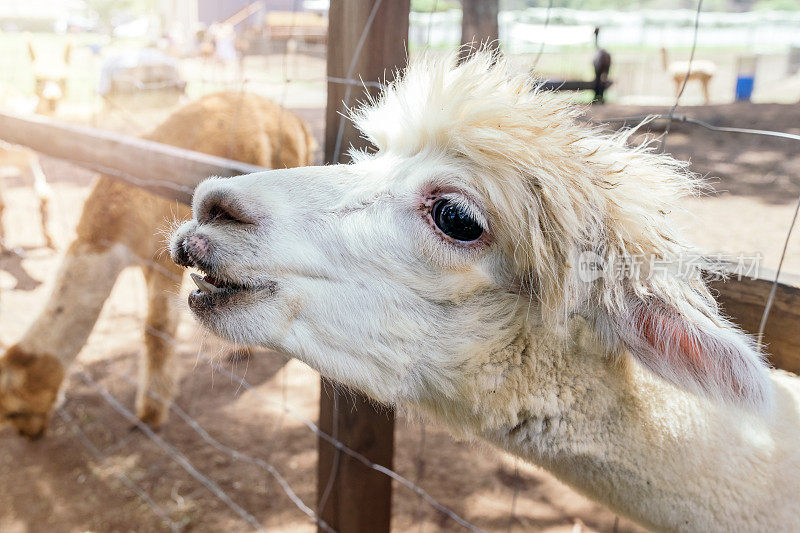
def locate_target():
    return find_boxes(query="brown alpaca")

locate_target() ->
[660,47,715,104]
[0,92,316,439]
[0,141,54,250]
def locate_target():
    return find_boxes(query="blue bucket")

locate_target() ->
[735,76,754,102]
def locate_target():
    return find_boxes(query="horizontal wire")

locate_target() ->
[74,370,267,532]
[55,407,181,533]
[591,113,800,143]
[326,76,385,89]
[206,75,385,88]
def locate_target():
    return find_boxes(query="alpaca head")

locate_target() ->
[170,52,772,416]
[0,347,64,439]
[28,39,71,115]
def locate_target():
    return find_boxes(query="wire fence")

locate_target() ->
[1,1,799,532]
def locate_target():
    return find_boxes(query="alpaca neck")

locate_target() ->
[16,241,132,365]
[433,317,794,532]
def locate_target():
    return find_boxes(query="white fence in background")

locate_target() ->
[410,8,800,51]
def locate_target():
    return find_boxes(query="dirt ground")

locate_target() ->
[1,99,798,533]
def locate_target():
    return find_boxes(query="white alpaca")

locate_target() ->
[170,53,800,532]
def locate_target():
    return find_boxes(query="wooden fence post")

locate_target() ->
[318,1,409,532]
[459,0,499,61]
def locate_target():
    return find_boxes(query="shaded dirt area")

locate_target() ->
[589,102,800,205]
[1,100,799,533]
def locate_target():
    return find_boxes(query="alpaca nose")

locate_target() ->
[42,81,62,100]
[196,190,259,226]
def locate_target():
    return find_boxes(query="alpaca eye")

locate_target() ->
[431,199,483,242]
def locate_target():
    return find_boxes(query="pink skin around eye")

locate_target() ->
[415,184,492,248]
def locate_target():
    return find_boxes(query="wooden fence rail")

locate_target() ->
[712,269,800,374]
[0,111,264,205]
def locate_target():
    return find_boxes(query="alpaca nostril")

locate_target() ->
[199,194,258,226]
[208,203,235,223]
[172,238,196,267]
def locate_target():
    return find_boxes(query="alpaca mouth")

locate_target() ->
[190,272,243,294]
[188,271,275,312]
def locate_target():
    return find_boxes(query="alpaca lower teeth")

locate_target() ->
[191,273,223,293]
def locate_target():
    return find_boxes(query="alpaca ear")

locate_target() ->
[595,292,774,414]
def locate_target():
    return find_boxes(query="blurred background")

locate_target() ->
[2,0,800,127]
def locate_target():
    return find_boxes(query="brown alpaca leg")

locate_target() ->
[136,261,183,428]
[702,78,711,105]
[0,239,131,437]
[16,240,132,359]
[16,177,153,365]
